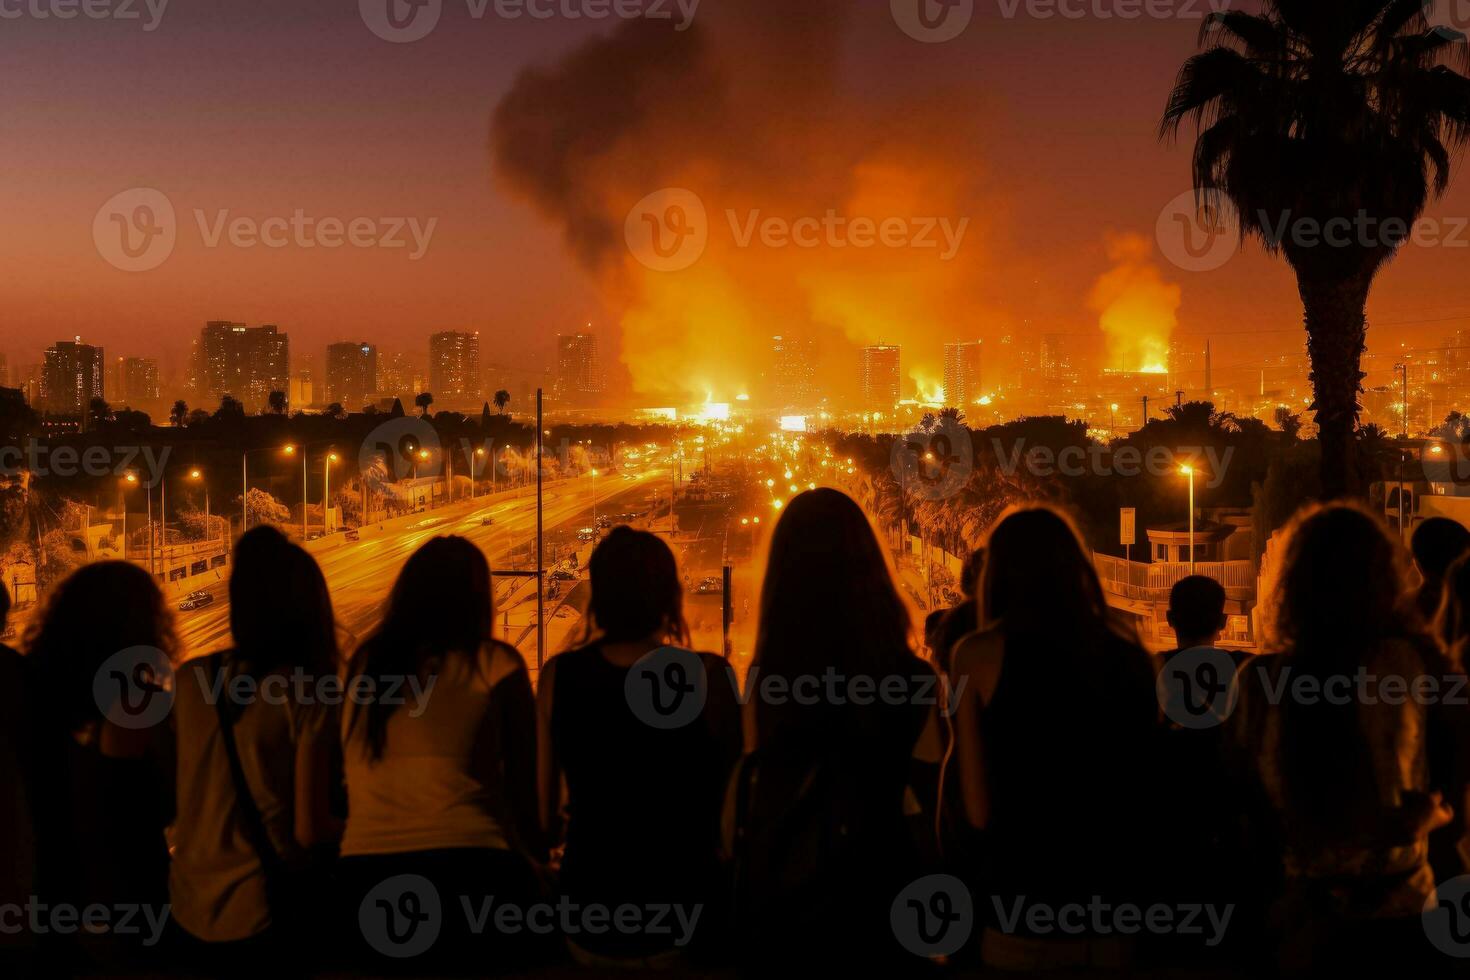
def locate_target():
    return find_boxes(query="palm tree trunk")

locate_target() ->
[1300,273,1371,499]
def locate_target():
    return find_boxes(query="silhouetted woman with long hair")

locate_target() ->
[948,505,1157,971]
[169,526,343,971]
[340,536,543,970]
[538,527,739,967]
[731,488,944,969]
[23,562,177,974]
[1236,503,1449,975]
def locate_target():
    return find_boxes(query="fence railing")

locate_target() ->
[1094,554,1255,601]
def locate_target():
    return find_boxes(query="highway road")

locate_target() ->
[171,468,672,662]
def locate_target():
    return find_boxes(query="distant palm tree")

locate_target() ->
[170,399,188,427]
[494,389,511,415]
[1161,2,1470,497]
[415,392,434,417]
[267,390,288,415]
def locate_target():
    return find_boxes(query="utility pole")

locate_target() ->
[1142,395,1150,426]
[1176,390,1184,409]
[536,388,545,671]
[1398,362,1409,438]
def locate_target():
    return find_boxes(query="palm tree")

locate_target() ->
[415,392,434,417]
[494,389,511,415]
[1161,1,1470,498]
[170,399,188,427]
[267,390,288,416]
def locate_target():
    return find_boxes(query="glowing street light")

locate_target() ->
[190,468,213,547]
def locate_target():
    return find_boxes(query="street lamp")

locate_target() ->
[190,468,212,548]
[1180,464,1196,574]
[120,472,139,567]
[323,452,339,536]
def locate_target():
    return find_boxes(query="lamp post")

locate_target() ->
[323,452,338,535]
[122,472,139,566]
[1180,464,1197,575]
[189,468,211,547]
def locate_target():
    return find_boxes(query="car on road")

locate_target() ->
[550,568,577,582]
[185,590,210,602]
[693,576,722,596]
[179,593,215,612]
[577,527,596,543]
[481,517,497,527]
[345,530,360,542]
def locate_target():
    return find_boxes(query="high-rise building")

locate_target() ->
[555,333,603,405]
[943,341,983,408]
[109,357,159,407]
[429,331,481,407]
[325,342,378,411]
[197,321,290,410]
[861,344,902,409]
[768,335,817,410]
[0,353,10,388]
[40,338,104,417]
[1040,334,1076,384]
[378,351,423,403]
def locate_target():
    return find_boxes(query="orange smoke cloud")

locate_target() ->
[1088,233,1181,375]
[490,0,1001,405]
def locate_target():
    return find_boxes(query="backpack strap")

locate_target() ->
[210,654,288,894]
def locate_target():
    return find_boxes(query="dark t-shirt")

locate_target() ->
[549,644,740,953]
[981,628,1160,918]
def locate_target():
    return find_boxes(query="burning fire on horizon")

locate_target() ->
[492,1,1184,406]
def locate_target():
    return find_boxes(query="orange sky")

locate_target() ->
[4,0,1470,401]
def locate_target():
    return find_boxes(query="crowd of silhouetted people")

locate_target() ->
[6,488,1470,977]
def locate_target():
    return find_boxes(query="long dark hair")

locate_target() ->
[229,526,339,678]
[583,526,690,646]
[752,488,915,748]
[1436,551,1470,671]
[347,536,495,761]
[980,505,1112,640]
[1272,502,1428,833]
[25,561,176,736]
